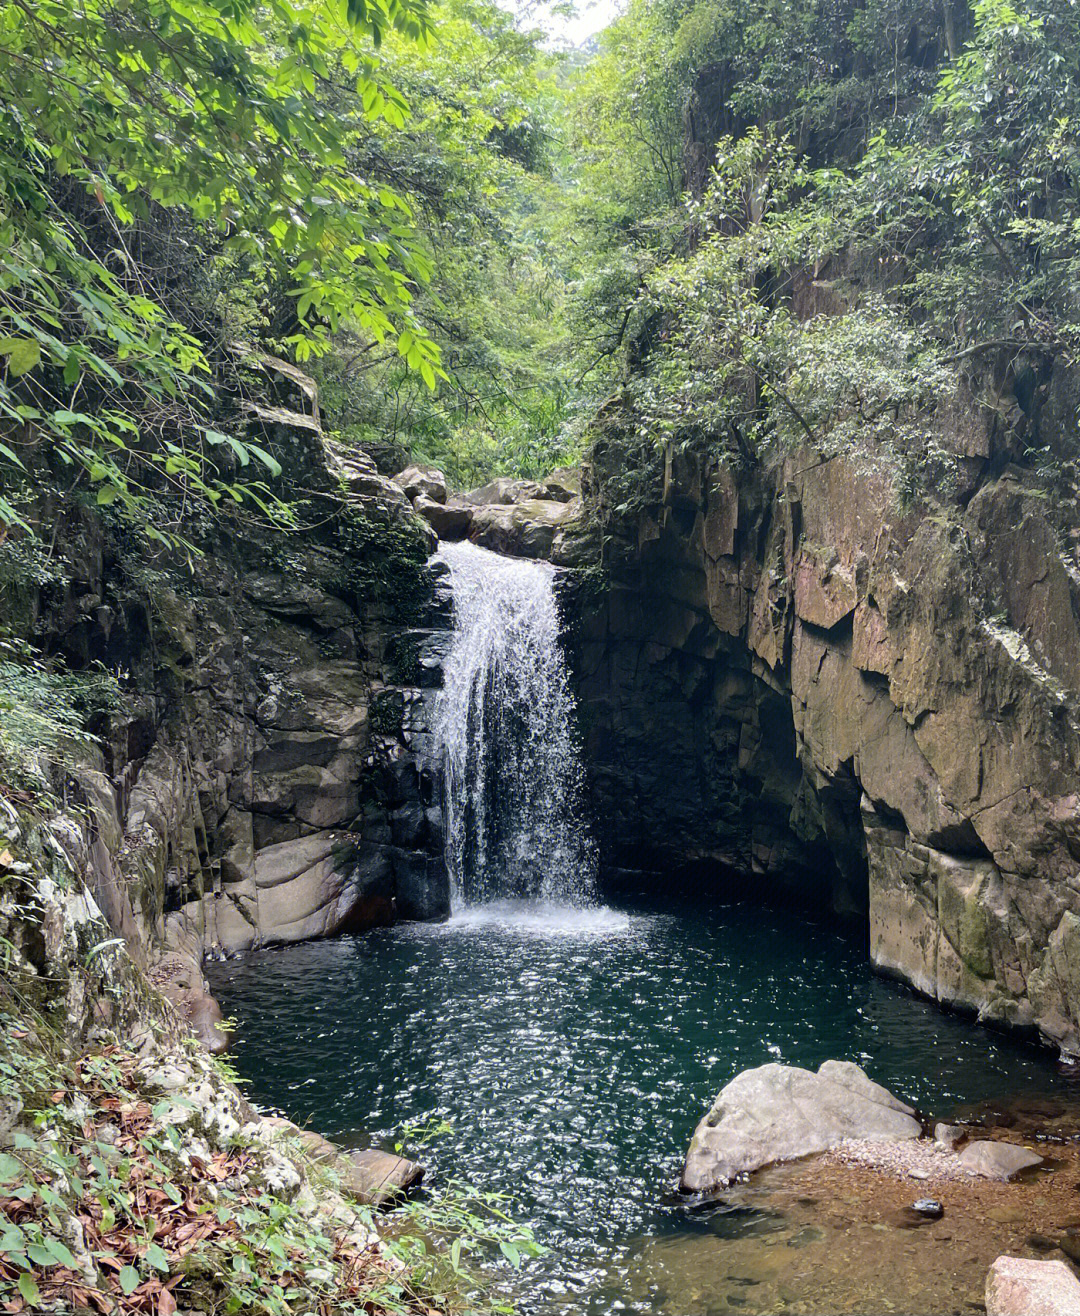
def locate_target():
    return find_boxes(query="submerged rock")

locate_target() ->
[986,1257,1080,1315]
[680,1060,921,1194]
[958,1140,1044,1181]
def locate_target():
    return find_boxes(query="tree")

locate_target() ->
[0,0,440,542]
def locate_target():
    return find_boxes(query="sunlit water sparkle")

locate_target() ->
[208,893,1070,1314]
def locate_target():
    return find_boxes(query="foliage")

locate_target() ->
[0,999,542,1316]
[567,0,1080,504]
[0,0,441,542]
[0,637,120,789]
[308,0,585,488]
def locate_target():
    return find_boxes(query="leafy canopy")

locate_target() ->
[0,0,441,541]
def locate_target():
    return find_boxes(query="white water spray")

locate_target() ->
[433,540,596,910]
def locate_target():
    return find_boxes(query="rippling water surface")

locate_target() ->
[208,894,1068,1313]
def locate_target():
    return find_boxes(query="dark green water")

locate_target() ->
[208,895,1068,1313]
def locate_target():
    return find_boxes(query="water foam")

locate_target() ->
[433,540,596,910]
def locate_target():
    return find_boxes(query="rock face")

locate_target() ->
[986,1257,1080,1316]
[680,1061,921,1193]
[395,462,596,560]
[12,381,454,1051]
[565,393,1080,1052]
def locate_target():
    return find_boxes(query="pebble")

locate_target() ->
[912,1199,944,1218]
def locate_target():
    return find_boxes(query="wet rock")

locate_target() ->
[935,1122,966,1150]
[259,1118,423,1207]
[1055,1232,1080,1264]
[341,1148,424,1207]
[959,1141,1045,1181]
[986,1257,1080,1316]
[468,497,584,560]
[414,492,473,540]
[680,1060,921,1194]
[392,464,448,504]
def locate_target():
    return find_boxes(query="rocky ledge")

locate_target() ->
[392,463,595,564]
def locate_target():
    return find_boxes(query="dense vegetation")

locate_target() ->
[3,0,1078,524]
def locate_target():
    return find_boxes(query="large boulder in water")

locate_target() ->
[680,1060,922,1194]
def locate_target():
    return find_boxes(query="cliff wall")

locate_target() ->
[5,401,452,1051]
[565,370,1080,1054]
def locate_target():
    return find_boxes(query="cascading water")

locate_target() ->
[433,540,596,909]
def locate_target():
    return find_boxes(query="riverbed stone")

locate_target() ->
[680,1060,921,1194]
[986,1257,1080,1315]
[259,1119,423,1207]
[958,1141,1044,1181]
[341,1149,424,1207]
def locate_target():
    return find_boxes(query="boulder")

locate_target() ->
[468,497,584,560]
[414,493,473,540]
[460,476,545,506]
[959,1141,1044,1181]
[542,467,582,502]
[261,1119,423,1207]
[680,1060,922,1194]
[392,464,448,505]
[340,1148,424,1207]
[986,1257,1080,1315]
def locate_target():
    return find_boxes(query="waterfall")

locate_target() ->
[433,540,596,910]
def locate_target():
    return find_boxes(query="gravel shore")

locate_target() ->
[825,1138,976,1183]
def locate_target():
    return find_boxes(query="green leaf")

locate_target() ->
[0,1153,22,1185]
[246,444,282,478]
[44,1236,78,1268]
[0,1225,26,1256]
[499,1240,521,1268]
[146,1242,169,1272]
[96,485,119,506]
[0,336,41,377]
[119,1264,140,1294]
[17,1273,40,1307]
